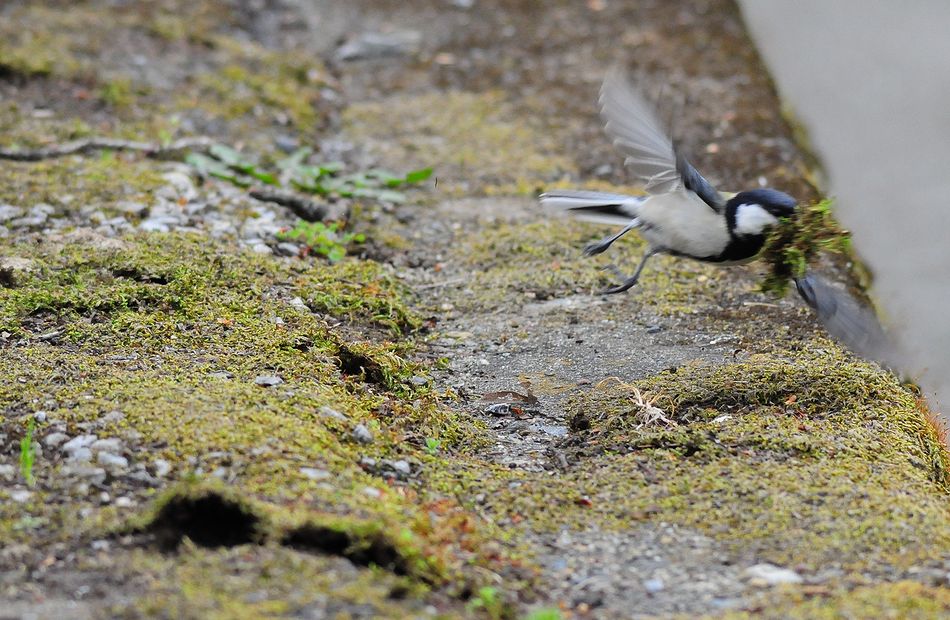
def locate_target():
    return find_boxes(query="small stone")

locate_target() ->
[99,492,111,504]
[744,563,803,586]
[362,486,382,498]
[100,410,125,425]
[33,411,47,423]
[335,30,422,62]
[289,296,310,312]
[319,406,347,421]
[0,256,37,286]
[138,218,171,233]
[153,459,171,478]
[127,470,158,486]
[0,464,16,480]
[62,434,97,455]
[209,370,234,380]
[64,466,107,485]
[91,438,123,454]
[43,432,70,448]
[299,467,331,481]
[97,451,129,470]
[116,200,149,216]
[644,578,665,593]
[359,456,377,469]
[161,171,198,202]
[68,447,93,463]
[254,374,283,387]
[115,496,135,508]
[10,490,32,503]
[275,134,300,153]
[275,242,301,257]
[391,460,412,476]
[352,423,374,444]
[0,204,24,222]
[91,539,110,551]
[251,243,273,255]
[409,375,428,386]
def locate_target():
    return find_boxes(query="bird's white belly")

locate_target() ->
[637,191,731,259]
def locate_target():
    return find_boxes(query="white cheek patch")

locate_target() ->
[734,203,779,236]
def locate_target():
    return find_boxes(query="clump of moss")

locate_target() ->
[448,218,714,313]
[465,343,950,574]
[759,199,851,296]
[731,581,950,619]
[568,346,948,485]
[0,155,165,209]
[0,232,515,612]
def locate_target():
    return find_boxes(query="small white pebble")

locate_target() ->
[363,486,382,499]
[10,490,32,503]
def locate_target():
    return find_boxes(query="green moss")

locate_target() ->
[343,91,575,193]
[0,153,165,209]
[446,218,716,313]
[0,6,95,78]
[463,345,950,575]
[726,581,950,619]
[113,543,445,619]
[0,232,513,612]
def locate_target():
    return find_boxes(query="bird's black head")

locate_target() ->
[726,188,797,237]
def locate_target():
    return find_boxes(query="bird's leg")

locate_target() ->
[600,248,658,295]
[583,220,639,257]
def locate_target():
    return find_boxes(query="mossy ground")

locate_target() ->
[0,233,517,617]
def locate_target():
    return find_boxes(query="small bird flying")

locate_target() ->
[541,66,797,294]
[540,67,892,364]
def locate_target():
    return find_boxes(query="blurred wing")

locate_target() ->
[795,273,894,367]
[600,67,723,212]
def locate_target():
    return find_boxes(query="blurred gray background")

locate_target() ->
[740,0,950,418]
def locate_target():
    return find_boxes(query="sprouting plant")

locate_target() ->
[187,143,433,204]
[523,610,563,620]
[424,437,441,456]
[466,586,506,620]
[19,418,35,486]
[277,221,365,262]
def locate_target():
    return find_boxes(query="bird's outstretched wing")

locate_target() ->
[600,67,724,212]
[795,273,894,367]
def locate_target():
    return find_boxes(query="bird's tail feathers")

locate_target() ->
[539,190,645,226]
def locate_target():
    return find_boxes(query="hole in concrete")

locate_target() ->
[336,345,386,385]
[111,267,169,285]
[282,523,411,575]
[148,491,261,550]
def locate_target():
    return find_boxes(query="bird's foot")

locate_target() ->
[599,264,640,295]
[583,240,611,257]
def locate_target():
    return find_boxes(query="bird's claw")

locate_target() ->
[583,241,609,257]
[599,264,640,295]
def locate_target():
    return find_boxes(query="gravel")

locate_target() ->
[351,424,374,444]
[90,438,123,454]
[319,406,347,421]
[61,434,97,455]
[743,563,804,586]
[540,524,748,616]
[43,432,70,448]
[254,374,284,387]
[97,452,129,470]
[152,459,172,478]
[67,447,94,463]
[299,467,331,481]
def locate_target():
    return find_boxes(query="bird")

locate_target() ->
[540,67,892,364]
[541,66,798,294]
